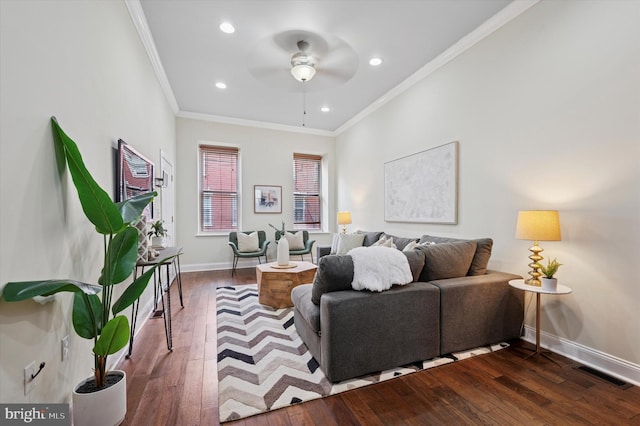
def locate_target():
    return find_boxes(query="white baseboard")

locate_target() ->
[522,325,640,387]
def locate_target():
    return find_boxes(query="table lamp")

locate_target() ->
[337,211,352,234]
[515,210,561,286]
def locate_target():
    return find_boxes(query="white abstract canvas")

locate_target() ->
[384,141,458,224]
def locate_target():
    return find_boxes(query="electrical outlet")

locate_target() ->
[23,361,36,395]
[61,335,69,361]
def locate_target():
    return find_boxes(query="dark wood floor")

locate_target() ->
[118,268,640,425]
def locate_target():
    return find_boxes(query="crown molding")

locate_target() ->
[125,0,179,114]
[177,111,335,137]
[334,0,540,136]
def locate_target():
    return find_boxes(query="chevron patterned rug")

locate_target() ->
[217,284,508,423]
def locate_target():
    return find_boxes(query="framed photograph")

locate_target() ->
[384,141,458,224]
[254,185,282,213]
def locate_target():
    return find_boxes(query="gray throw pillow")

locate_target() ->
[356,230,384,247]
[311,255,355,305]
[417,240,477,281]
[468,238,493,275]
[403,250,426,282]
[419,235,493,276]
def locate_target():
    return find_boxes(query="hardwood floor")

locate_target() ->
[118,269,640,425]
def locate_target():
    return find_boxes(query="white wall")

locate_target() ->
[0,1,176,403]
[175,117,336,271]
[336,0,639,381]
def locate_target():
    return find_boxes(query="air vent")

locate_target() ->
[575,366,631,388]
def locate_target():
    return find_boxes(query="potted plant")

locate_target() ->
[2,117,175,426]
[539,258,562,291]
[149,219,168,248]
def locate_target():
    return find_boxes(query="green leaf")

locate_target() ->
[93,316,129,356]
[111,260,162,315]
[51,117,123,235]
[2,280,102,301]
[99,227,138,286]
[116,192,157,224]
[73,293,102,339]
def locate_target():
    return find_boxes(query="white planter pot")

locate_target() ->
[151,236,166,248]
[541,277,558,291]
[73,370,126,426]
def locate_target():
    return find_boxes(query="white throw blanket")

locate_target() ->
[348,246,413,292]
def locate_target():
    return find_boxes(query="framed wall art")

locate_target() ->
[254,185,282,214]
[384,141,458,224]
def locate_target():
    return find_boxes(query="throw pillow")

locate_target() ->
[417,240,477,281]
[355,230,385,247]
[237,231,259,252]
[403,249,426,282]
[382,233,419,251]
[402,240,419,251]
[420,235,493,275]
[311,255,355,305]
[331,233,366,255]
[284,231,305,250]
[372,235,397,248]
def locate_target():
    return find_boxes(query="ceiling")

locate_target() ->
[136,0,514,134]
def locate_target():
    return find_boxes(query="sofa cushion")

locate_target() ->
[417,240,477,281]
[330,233,365,255]
[420,235,493,276]
[291,284,320,333]
[311,255,355,305]
[403,249,426,282]
[383,233,419,251]
[356,230,385,247]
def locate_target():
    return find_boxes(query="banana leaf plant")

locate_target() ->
[2,117,175,388]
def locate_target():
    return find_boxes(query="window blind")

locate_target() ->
[199,145,238,232]
[293,153,321,230]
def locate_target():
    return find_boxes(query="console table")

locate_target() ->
[127,246,183,357]
[508,279,571,362]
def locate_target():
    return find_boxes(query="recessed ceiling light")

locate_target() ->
[320,106,330,112]
[369,57,383,66]
[219,22,235,34]
[215,82,227,89]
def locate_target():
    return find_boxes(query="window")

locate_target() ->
[293,153,321,230]
[199,145,238,232]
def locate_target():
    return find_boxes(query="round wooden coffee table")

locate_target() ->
[256,261,317,308]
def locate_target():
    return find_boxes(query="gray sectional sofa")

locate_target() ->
[291,231,524,382]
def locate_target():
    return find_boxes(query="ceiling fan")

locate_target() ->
[247,30,358,92]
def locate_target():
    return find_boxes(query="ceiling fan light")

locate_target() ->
[291,64,316,82]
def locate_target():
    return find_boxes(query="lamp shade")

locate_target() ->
[337,211,352,225]
[516,210,561,241]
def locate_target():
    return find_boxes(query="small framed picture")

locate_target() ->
[254,185,282,213]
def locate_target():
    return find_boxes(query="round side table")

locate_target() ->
[508,279,572,362]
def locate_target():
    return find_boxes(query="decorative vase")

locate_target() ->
[541,277,558,291]
[73,370,126,426]
[277,234,290,266]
